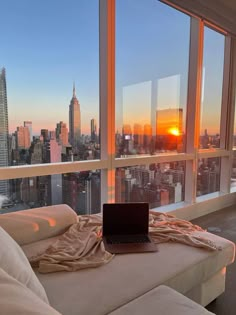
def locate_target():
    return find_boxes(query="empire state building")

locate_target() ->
[69,84,81,148]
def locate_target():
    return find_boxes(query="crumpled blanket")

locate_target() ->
[30,212,221,274]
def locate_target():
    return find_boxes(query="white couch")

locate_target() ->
[0,204,234,315]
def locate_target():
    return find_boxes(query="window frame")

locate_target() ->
[0,0,236,215]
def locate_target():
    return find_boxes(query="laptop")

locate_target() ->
[102,202,157,254]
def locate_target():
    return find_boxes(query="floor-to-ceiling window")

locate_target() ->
[0,0,235,217]
[0,0,101,214]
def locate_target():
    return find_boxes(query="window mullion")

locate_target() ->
[185,17,204,203]
[99,0,116,207]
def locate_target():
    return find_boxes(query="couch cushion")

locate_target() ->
[0,204,77,245]
[0,226,49,304]
[0,268,62,315]
[109,285,215,315]
[35,231,234,315]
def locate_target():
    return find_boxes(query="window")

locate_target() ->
[0,0,99,168]
[116,161,185,209]
[0,1,234,217]
[0,170,101,215]
[197,157,220,196]
[199,26,225,149]
[115,0,190,157]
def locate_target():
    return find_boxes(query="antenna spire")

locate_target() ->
[73,82,76,97]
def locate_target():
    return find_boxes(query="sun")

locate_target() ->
[168,127,180,136]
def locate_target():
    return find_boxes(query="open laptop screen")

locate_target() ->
[103,202,149,236]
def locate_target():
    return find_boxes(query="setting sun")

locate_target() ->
[168,127,180,136]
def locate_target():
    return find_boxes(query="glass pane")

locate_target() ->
[0,0,99,167]
[231,151,236,188]
[199,27,225,149]
[197,157,220,196]
[115,161,185,209]
[115,0,190,157]
[0,170,101,215]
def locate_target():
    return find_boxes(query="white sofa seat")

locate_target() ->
[109,285,215,315]
[1,205,234,315]
[29,230,234,315]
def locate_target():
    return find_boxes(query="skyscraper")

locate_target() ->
[91,118,97,142]
[24,121,33,142]
[69,83,81,148]
[56,121,68,146]
[0,67,9,198]
[16,126,31,149]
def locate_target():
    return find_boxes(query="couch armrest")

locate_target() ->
[0,204,78,245]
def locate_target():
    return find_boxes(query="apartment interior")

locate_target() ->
[1,0,236,314]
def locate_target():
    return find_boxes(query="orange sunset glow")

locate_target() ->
[168,127,180,136]
[156,108,183,136]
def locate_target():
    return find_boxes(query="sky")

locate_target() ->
[0,0,225,136]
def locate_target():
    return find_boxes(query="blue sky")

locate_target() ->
[0,0,225,135]
[1,0,99,134]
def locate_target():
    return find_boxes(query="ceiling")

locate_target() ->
[162,0,236,34]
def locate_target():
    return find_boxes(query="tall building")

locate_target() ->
[133,123,143,148]
[69,84,81,148]
[24,121,33,142]
[143,124,152,150]
[45,139,62,205]
[29,140,43,164]
[115,168,126,202]
[56,121,68,146]
[0,68,9,197]
[16,126,31,149]
[40,129,49,143]
[91,118,97,142]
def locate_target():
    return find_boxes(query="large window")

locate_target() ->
[116,161,185,209]
[0,0,99,168]
[115,0,190,157]
[0,0,235,216]
[0,170,101,215]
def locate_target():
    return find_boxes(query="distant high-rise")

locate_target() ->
[91,118,97,142]
[40,129,49,143]
[133,123,143,147]
[16,126,30,149]
[24,121,32,142]
[56,121,68,146]
[69,84,81,148]
[0,68,9,198]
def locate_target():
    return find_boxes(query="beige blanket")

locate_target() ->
[30,212,221,274]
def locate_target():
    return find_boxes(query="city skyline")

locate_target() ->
[1,65,223,160]
[0,0,226,137]
[0,1,226,214]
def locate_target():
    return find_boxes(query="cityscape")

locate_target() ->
[0,67,223,214]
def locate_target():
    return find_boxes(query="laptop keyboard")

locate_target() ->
[106,235,151,245]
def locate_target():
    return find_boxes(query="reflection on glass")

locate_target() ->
[197,158,220,196]
[116,161,185,209]
[115,0,190,157]
[0,170,101,215]
[199,27,225,149]
[0,1,99,168]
